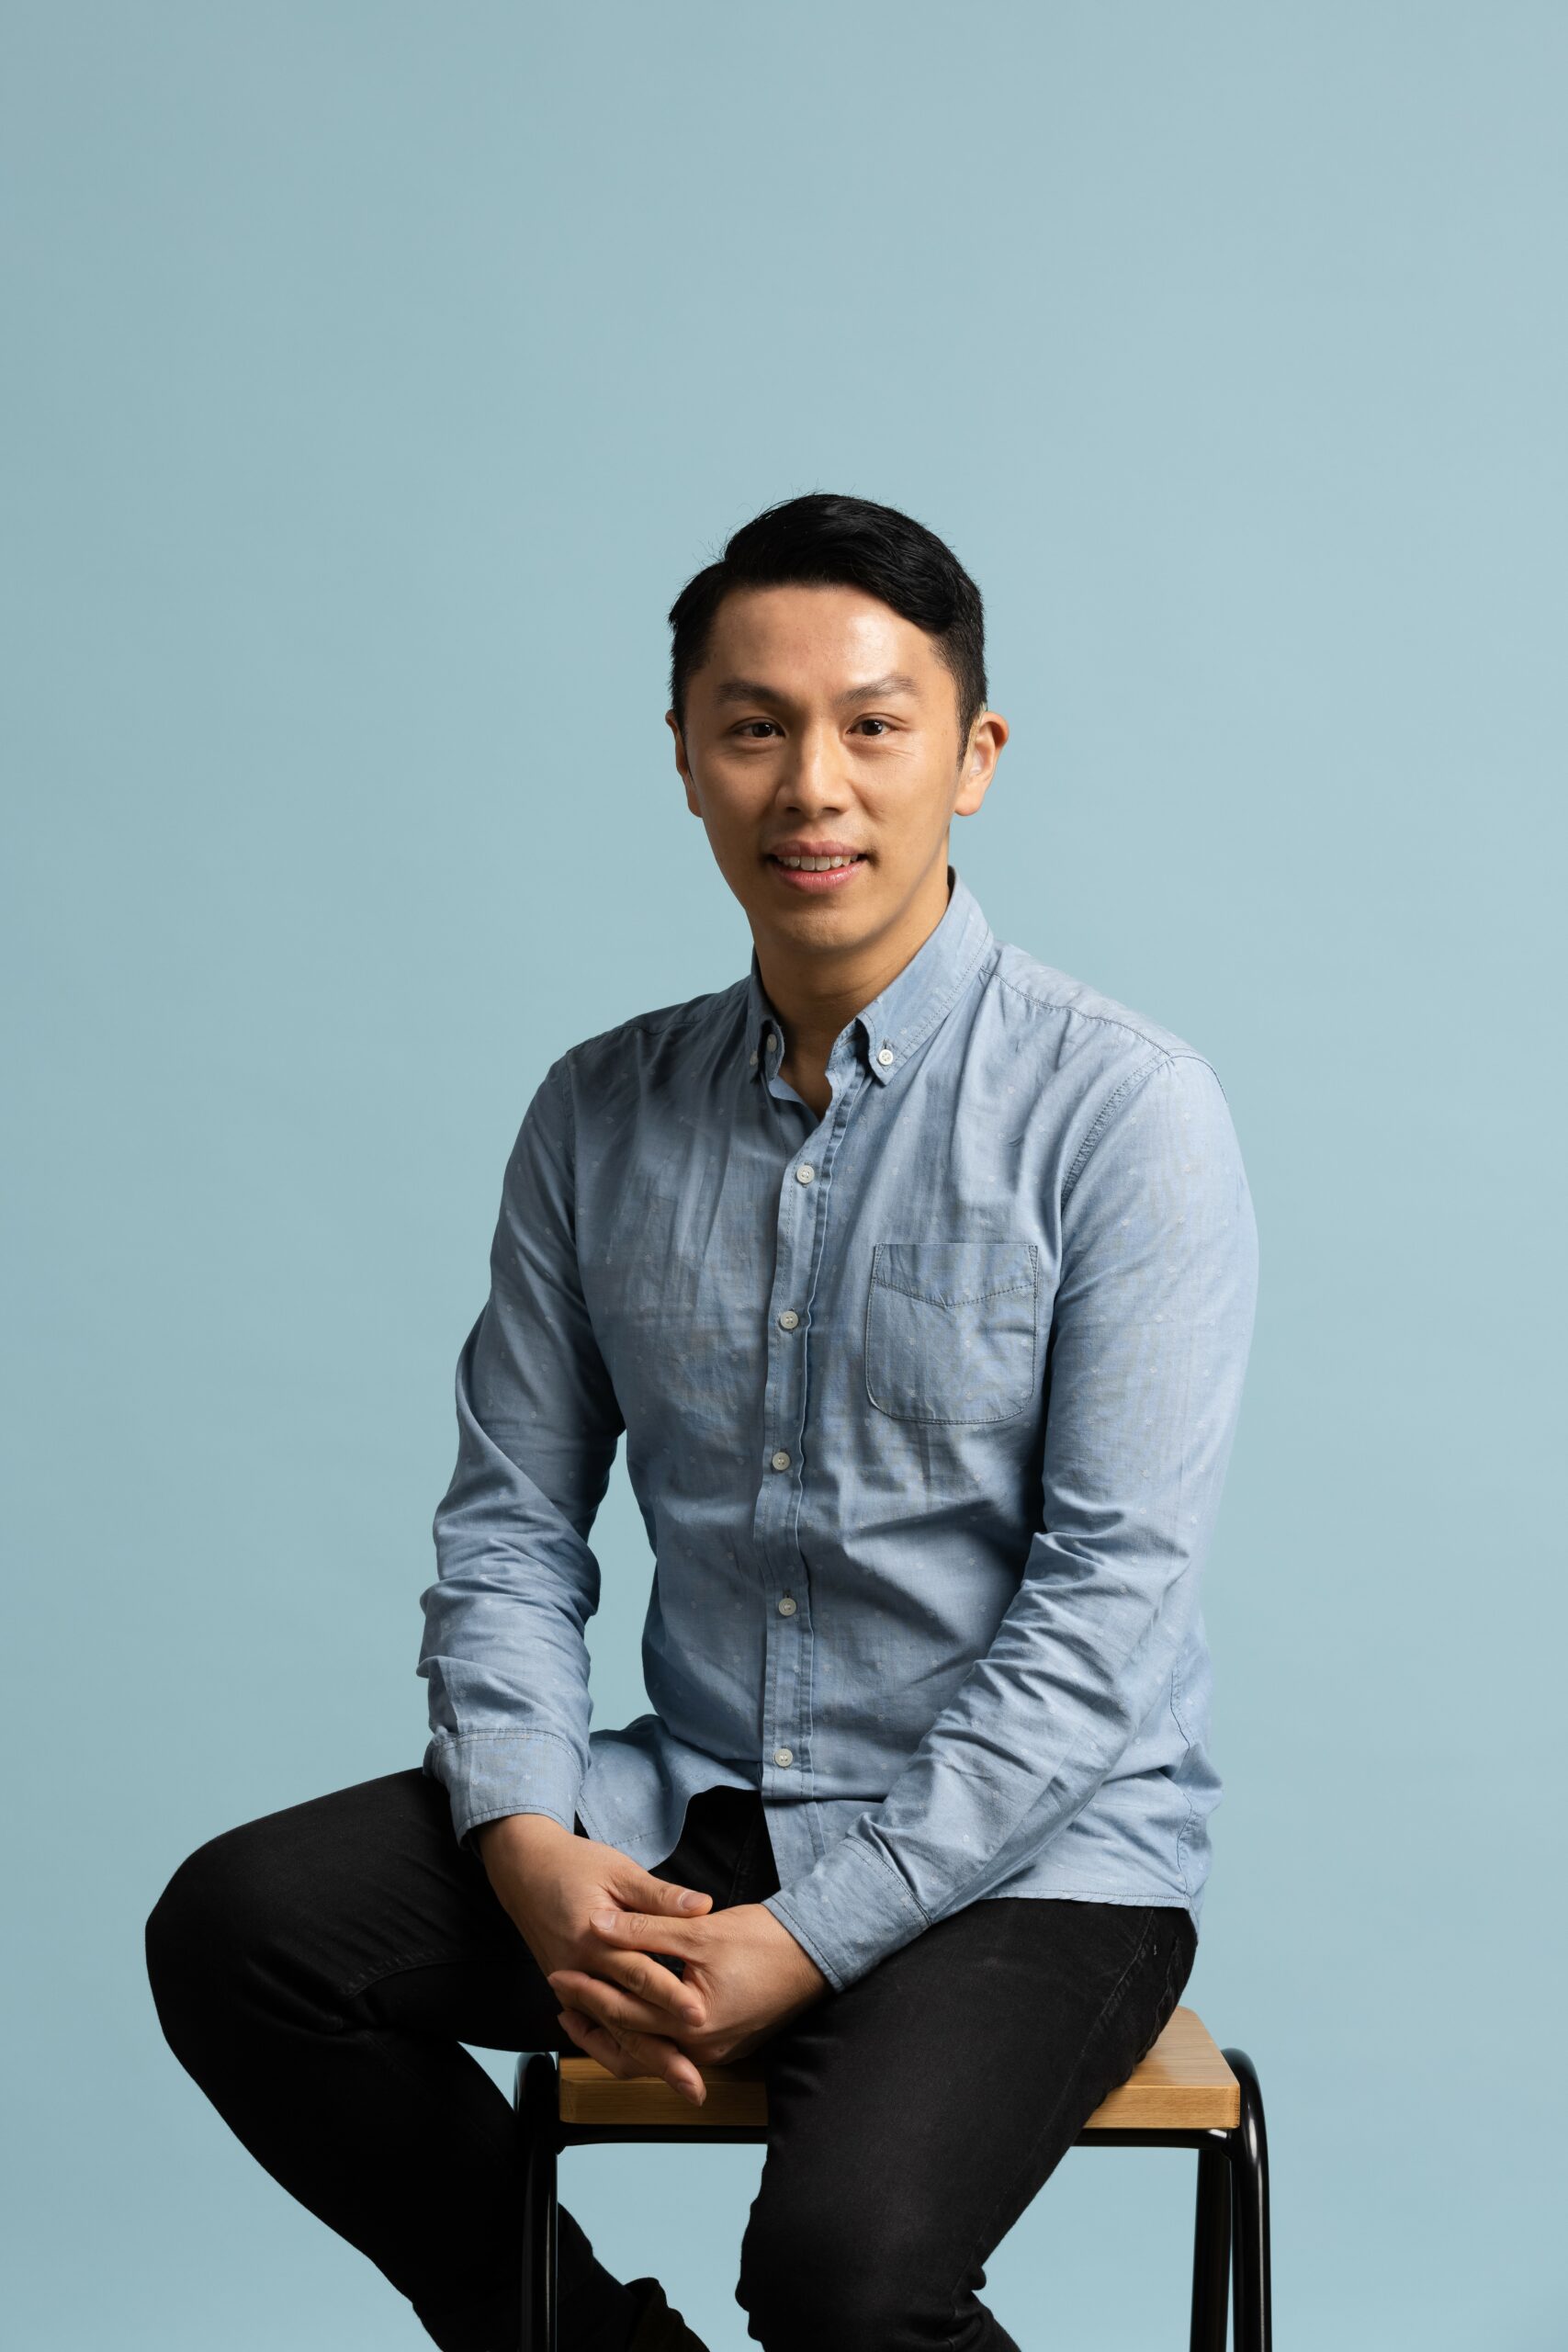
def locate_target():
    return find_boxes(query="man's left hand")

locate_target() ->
[547,1900,829,2086]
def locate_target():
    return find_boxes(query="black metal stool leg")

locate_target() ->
[515,2052,560,2352]
[1220,2048,1271,2352]
[1189,2133,1231,2352]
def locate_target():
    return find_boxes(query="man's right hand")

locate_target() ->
[474,1814,715,2103]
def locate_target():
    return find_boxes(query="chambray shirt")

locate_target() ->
[418,865,1258,1994]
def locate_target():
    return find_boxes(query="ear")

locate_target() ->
[955,709,1008,816]
[667,710,701,815]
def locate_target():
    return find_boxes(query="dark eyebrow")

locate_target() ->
[712,672,921,708]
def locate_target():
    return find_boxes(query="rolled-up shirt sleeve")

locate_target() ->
[763,1050,1259,1993]
[417,1054,625,1850]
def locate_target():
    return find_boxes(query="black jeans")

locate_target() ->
[145,1770,1196,2352]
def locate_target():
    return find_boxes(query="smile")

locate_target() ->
[765,854,868,894]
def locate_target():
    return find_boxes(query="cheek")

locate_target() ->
[705,778,775,838]
[692,805,758,870]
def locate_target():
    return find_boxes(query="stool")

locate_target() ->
[513,2003,1270,2350]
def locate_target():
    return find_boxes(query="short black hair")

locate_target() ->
[668,491,987,755]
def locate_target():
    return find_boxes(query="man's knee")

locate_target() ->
[738,2183,926,2351]
[144,1816,286,2038]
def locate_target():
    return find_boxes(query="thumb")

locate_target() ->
[621,1865,713,1917]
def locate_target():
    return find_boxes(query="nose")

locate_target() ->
[780,719,847,812]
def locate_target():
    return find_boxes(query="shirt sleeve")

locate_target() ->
[762,1049,1260,1993]
[417,1054,625,1850]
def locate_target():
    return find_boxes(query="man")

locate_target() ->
[146,491,1258,2352]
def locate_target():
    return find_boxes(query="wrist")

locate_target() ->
[473,1811,575,1862]
[754,1901,830,1999]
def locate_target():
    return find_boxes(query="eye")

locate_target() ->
[734,720,780,740]
[854,718,891,737]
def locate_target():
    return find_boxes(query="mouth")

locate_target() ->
[764,852,869,895]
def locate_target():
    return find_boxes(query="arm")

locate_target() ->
[763,1050,1260,1993]
[417,1054,625,1849]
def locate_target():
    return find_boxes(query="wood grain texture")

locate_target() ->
[555,2004,1239,2132]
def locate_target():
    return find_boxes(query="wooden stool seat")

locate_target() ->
[515,2001,1271,2350]
[556,2000,1239,2134]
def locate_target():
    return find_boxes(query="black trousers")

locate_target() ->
[145,1770,1196,2352]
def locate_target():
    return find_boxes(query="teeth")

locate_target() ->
[776,854,862,871]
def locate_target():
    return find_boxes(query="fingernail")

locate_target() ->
[677,1890,704,1910]
[589,1907,616,1930]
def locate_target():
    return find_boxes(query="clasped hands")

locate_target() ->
[475,1812,829,2106]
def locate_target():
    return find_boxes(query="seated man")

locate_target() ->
[146,489,1259,2352]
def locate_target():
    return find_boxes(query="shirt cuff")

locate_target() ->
[422,1729,584,1850]
[761,1829,931,1993]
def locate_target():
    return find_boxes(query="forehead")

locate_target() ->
[694,582,942,696]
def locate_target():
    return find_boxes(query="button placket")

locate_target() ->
[752,1035,863,1788]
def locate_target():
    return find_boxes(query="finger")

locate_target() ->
[557,2007,599,2060]
[548,1966,704,2040]
[556,1949,705,2027]
[558,2005,637,2080]
[588,1904,702,1956]
[627,1870,713,1917]
[565,1999,705,2104]
[557,1968,693,2044]
[562,2002,705,2104]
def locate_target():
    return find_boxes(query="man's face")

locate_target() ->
[669,582,1002,970]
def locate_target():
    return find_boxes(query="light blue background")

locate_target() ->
[4,5,1562,2346]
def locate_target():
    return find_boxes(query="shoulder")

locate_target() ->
[505,982,744,1182]
[549,976,748,1099]
[987,938,1212,1071]
[982,940,1243,1190]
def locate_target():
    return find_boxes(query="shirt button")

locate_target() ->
[771,1449,791,1471]
[773,1747,795,1769]
[777,1595,797,1616]
[749,1049,758,1066]
[795,1163,815,1184]
[876,1047,895,1067]
[778,1309,799,1329]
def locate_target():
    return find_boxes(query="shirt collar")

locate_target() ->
[744,864,996,1087]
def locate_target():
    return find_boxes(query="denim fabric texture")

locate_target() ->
[143,1772,1197,2352]
[417,865,1259,1994]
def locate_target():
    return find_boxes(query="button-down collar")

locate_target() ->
[744,863,996,1085]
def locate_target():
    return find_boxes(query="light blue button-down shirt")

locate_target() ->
[418,865,1258,1994]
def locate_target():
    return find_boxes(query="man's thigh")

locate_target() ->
[152,1770,783,2052]
[149,1766,567,2051]
[739,1895,1196,2348]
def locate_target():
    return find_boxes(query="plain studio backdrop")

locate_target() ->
[3,5,1562,2346]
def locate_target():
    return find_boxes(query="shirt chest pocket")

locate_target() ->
[864,1240,1041,1425]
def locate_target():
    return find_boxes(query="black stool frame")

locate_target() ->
[513,2044,1271,2352]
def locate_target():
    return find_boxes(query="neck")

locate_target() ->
[754,856,953,1071]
